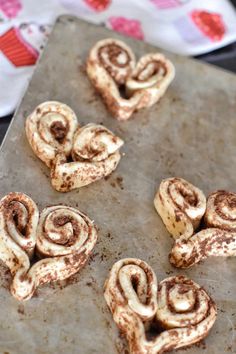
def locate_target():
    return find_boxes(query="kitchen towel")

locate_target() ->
[1,0,236,116]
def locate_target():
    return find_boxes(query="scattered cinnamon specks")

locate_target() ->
[17,304,25,315]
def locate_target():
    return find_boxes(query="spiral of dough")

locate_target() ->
[154,178,206,239]
[25,101,78,167]
[71,123,124,162]
[126,53,175,109]
[0,192,39,257]
[0,193,38,300]
[152,275,217,353]
[204,190,236,230]
[86,38,144,120]
[87,38,135,85]
[51,123,124,192]
[104,258,158,322]
[156,275,215,328]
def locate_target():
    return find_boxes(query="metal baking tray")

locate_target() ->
[0,15,235,354]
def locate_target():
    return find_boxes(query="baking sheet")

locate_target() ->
[0,15,236,354]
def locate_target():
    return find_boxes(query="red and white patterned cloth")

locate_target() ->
[1,0,236,116]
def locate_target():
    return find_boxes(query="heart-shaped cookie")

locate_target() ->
[104,258,217,354]
[0,192,97,300]
[86,38,175,120]
[154,177,236,268]
[25,102,124,192]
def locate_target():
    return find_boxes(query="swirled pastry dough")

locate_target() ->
[0,193,97,301]
[0,192,39,258]
[154,177,206,239]
[25,101,78,167]
[87,38,142,121]
[86,39,174,120]
[126,53,175,110]
[204,190,236,230]
[170,190,236,268]
[51,123,124,192]
[104,258,217,354]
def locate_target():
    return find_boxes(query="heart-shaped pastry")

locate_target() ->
[104,258,217,354]
[86,38,175,120]
[25,102,124,192]
[154,178,236,268]
[0,192,97,300]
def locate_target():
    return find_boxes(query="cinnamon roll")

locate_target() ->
[204,190,236,230]
[170,190,236,268]
[154,178,206,239]
[87,38,142,120]
[86,39,174,121]
[104,258,217,354]
[104,258,158,322]
[0,192,39,258]
[88,38,135,84]
[51,123,124,192]
[126,53,175,110]
[0,195,97,301]
[25,101,78,167]
[154,275,217,351]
